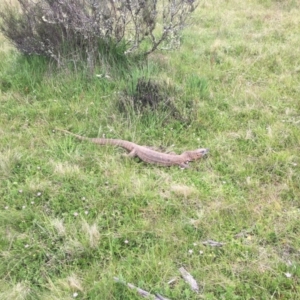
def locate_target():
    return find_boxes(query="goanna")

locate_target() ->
[56,129,209,168]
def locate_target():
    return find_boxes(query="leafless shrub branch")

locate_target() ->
[0,0,198,67]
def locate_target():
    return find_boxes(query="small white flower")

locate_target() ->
[19,189,23,193]
[37,166,41,170]
[199,250,204,255]
[284,272,292,278]
[22,205,26,209]
[4,206,8,210]
[73,292,78,298]
[24,244,29,248]
[31,201,35,205]
[188,249,193,254]
[82,197,86,201]
[193,243,197,246]
[124,240,129,244]
[37,192,42,196]
[84,211,89,215]
[73,212,79,217]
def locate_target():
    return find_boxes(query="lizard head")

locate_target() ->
[185,148,209,160]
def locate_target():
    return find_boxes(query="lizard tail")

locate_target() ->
[55,128,90,141]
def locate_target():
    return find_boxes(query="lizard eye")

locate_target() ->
[200,149,209,155]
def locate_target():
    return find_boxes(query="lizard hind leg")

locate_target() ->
[127,149,137,157]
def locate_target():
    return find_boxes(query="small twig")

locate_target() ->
[179,267,199,293]
[202,240,226,247]
[167,278,177,285]
[234,231,249,239]
[113,277,171,300]
[156,293,170,300]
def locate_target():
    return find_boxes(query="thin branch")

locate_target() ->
[179,267,199,293]
[113,277,171,300]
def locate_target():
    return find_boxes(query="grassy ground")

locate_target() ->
[1,0,300,299]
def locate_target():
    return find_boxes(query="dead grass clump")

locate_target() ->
[81,220,100,249]
[52,161,80,176]
[119,77,186,122]
[170,184,198,199]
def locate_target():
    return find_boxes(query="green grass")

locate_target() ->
[1,0,300,299]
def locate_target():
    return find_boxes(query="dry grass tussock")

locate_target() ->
[0,149,22,179]
[52,161,81,175]
[50,218,66,236]
[0,281,31,300]
[81,220,100,248]
[170,184,198,199]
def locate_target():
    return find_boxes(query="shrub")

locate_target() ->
[0,0,198,67]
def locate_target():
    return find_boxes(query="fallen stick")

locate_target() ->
[179,267,199,293]
[202,239,225,247]
[113,277,171,300]
[156,293,170,300]
[167,278,177,285]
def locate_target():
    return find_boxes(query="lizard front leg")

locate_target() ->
[179,162,190,169]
